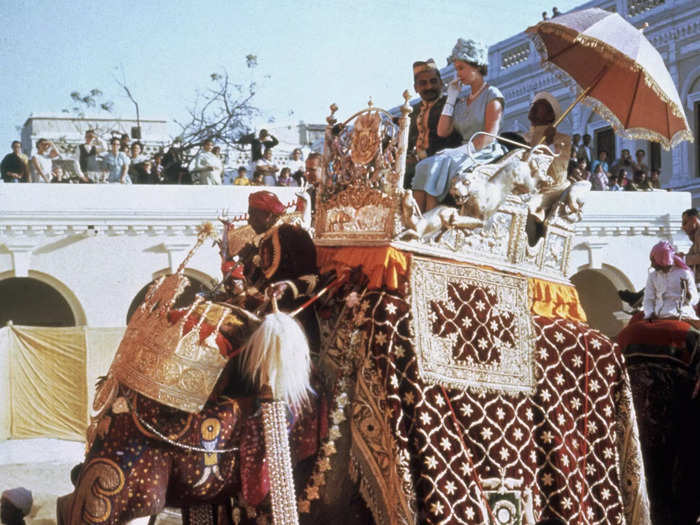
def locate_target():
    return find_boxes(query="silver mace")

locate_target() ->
[261,295,300,525]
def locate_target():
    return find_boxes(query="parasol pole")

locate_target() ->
[539,66,609,145]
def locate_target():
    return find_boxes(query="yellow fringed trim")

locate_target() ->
[528,277,587,322]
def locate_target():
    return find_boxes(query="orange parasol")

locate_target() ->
[526,7,694,149]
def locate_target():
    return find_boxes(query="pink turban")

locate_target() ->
[650,240,688,270]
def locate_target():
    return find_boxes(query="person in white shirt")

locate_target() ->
[643,240,698,321]
[254,148,278,186]
[30,139,60,183]
[188,138,223,185]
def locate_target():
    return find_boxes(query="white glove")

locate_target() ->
[446,79,461,105]
[441,79,461,117]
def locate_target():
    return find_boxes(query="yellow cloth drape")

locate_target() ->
[528,277,587,323]
[0,325,123,441]
[317,246,409,290]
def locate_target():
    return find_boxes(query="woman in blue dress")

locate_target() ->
[412,38,505,212]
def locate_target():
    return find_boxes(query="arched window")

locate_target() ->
[126,276,211,324]
[570,269,625,337]
[0,277,76,327]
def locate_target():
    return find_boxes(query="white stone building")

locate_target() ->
[21,114,171,157]
[486,0,700,199]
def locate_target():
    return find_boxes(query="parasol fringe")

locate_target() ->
[529,24,689,122]
[528,28,694,150]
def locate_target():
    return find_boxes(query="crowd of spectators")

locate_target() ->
[566,133,662,192]
[0,129,313,188]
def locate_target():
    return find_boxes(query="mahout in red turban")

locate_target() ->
[248,191,286,215]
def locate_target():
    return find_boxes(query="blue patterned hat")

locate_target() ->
[447,38,488,68]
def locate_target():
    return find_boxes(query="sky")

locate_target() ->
[0,0,585,151]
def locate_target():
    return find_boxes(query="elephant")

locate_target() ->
[59,256,650,525]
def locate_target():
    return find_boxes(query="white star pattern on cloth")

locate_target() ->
[530,450,537,463]
[590,379,601,392]
[460,404,473,417]
[385,302,397,315]
[460,462,470,476]
[475,300,486,311]
[525,407,534,420]
[513,428,524,441]
[374,332,387,345]
[541,430,554,444]
[495,407,505,420]
[571,355,583,368]
[542,472,554,486]
[420,411,432,425]
[555,373,565,385]
[538,347,548,359]
[481,426,493,440]
[394,345,405,358]
[575,480,583,492]
[390,374,399,388]
[434,393,445,407]
[562,496,573,510]
[601,488,611,500]
[440,437,451,451]
[571,437,579,448]
[403,391,415,405]
[430,500,444,515]
[561,454,570,467]
[541,389,551,402]
[477,337,488,349]
[570,397,581,411]
[606,363,616,376]
[444,480,457,495]
[554,331,565,343]
[586,506,594,519]
[586,464,595,475]
[603,447,614,459]
[588,420,598,433]
[603,404,613,417]
[425,456,438,470]
[465,507,475,520]
[489,320,499,331]
[462,317,473,329]
[590,338,602,349]
[499,447,510,460]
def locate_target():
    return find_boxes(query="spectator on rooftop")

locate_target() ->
[162,139,188,184]
[240,129,279,163]
[119,133,130,153]
[128,142,151,184]
[633,148,649,175]
[30,139,59,183]
[591,150,609,175]
[150,153,164,183]
[552,6,561,17]
[251,172,265,186]
[189,138,223,185]
[576,133,592,167]
[75,130,107,183]
[649,168,662,189]
[590,162,609,191]
[1,141,29,183]
[103,137,131,184]
[254,148,278,186]
[625,169,650,191]
[611,148,634,175]
[568,157,588,183]
[277,167,296,186]
[542,11,549,20]
[233,166,250,185]
[288,148,305,180]
[609,172,624,191]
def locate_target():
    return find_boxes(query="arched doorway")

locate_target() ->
[0,277,76,326]
[570,269,624,337]
[126,275,212,324]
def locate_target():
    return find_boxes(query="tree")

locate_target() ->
[174,55,262,152]
[62,89,114,117]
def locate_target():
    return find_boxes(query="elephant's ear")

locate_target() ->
[240,311,312,410]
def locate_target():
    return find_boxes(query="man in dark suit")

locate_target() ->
[404,59,462,189]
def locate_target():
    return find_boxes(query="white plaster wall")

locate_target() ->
[0,185,300,327]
